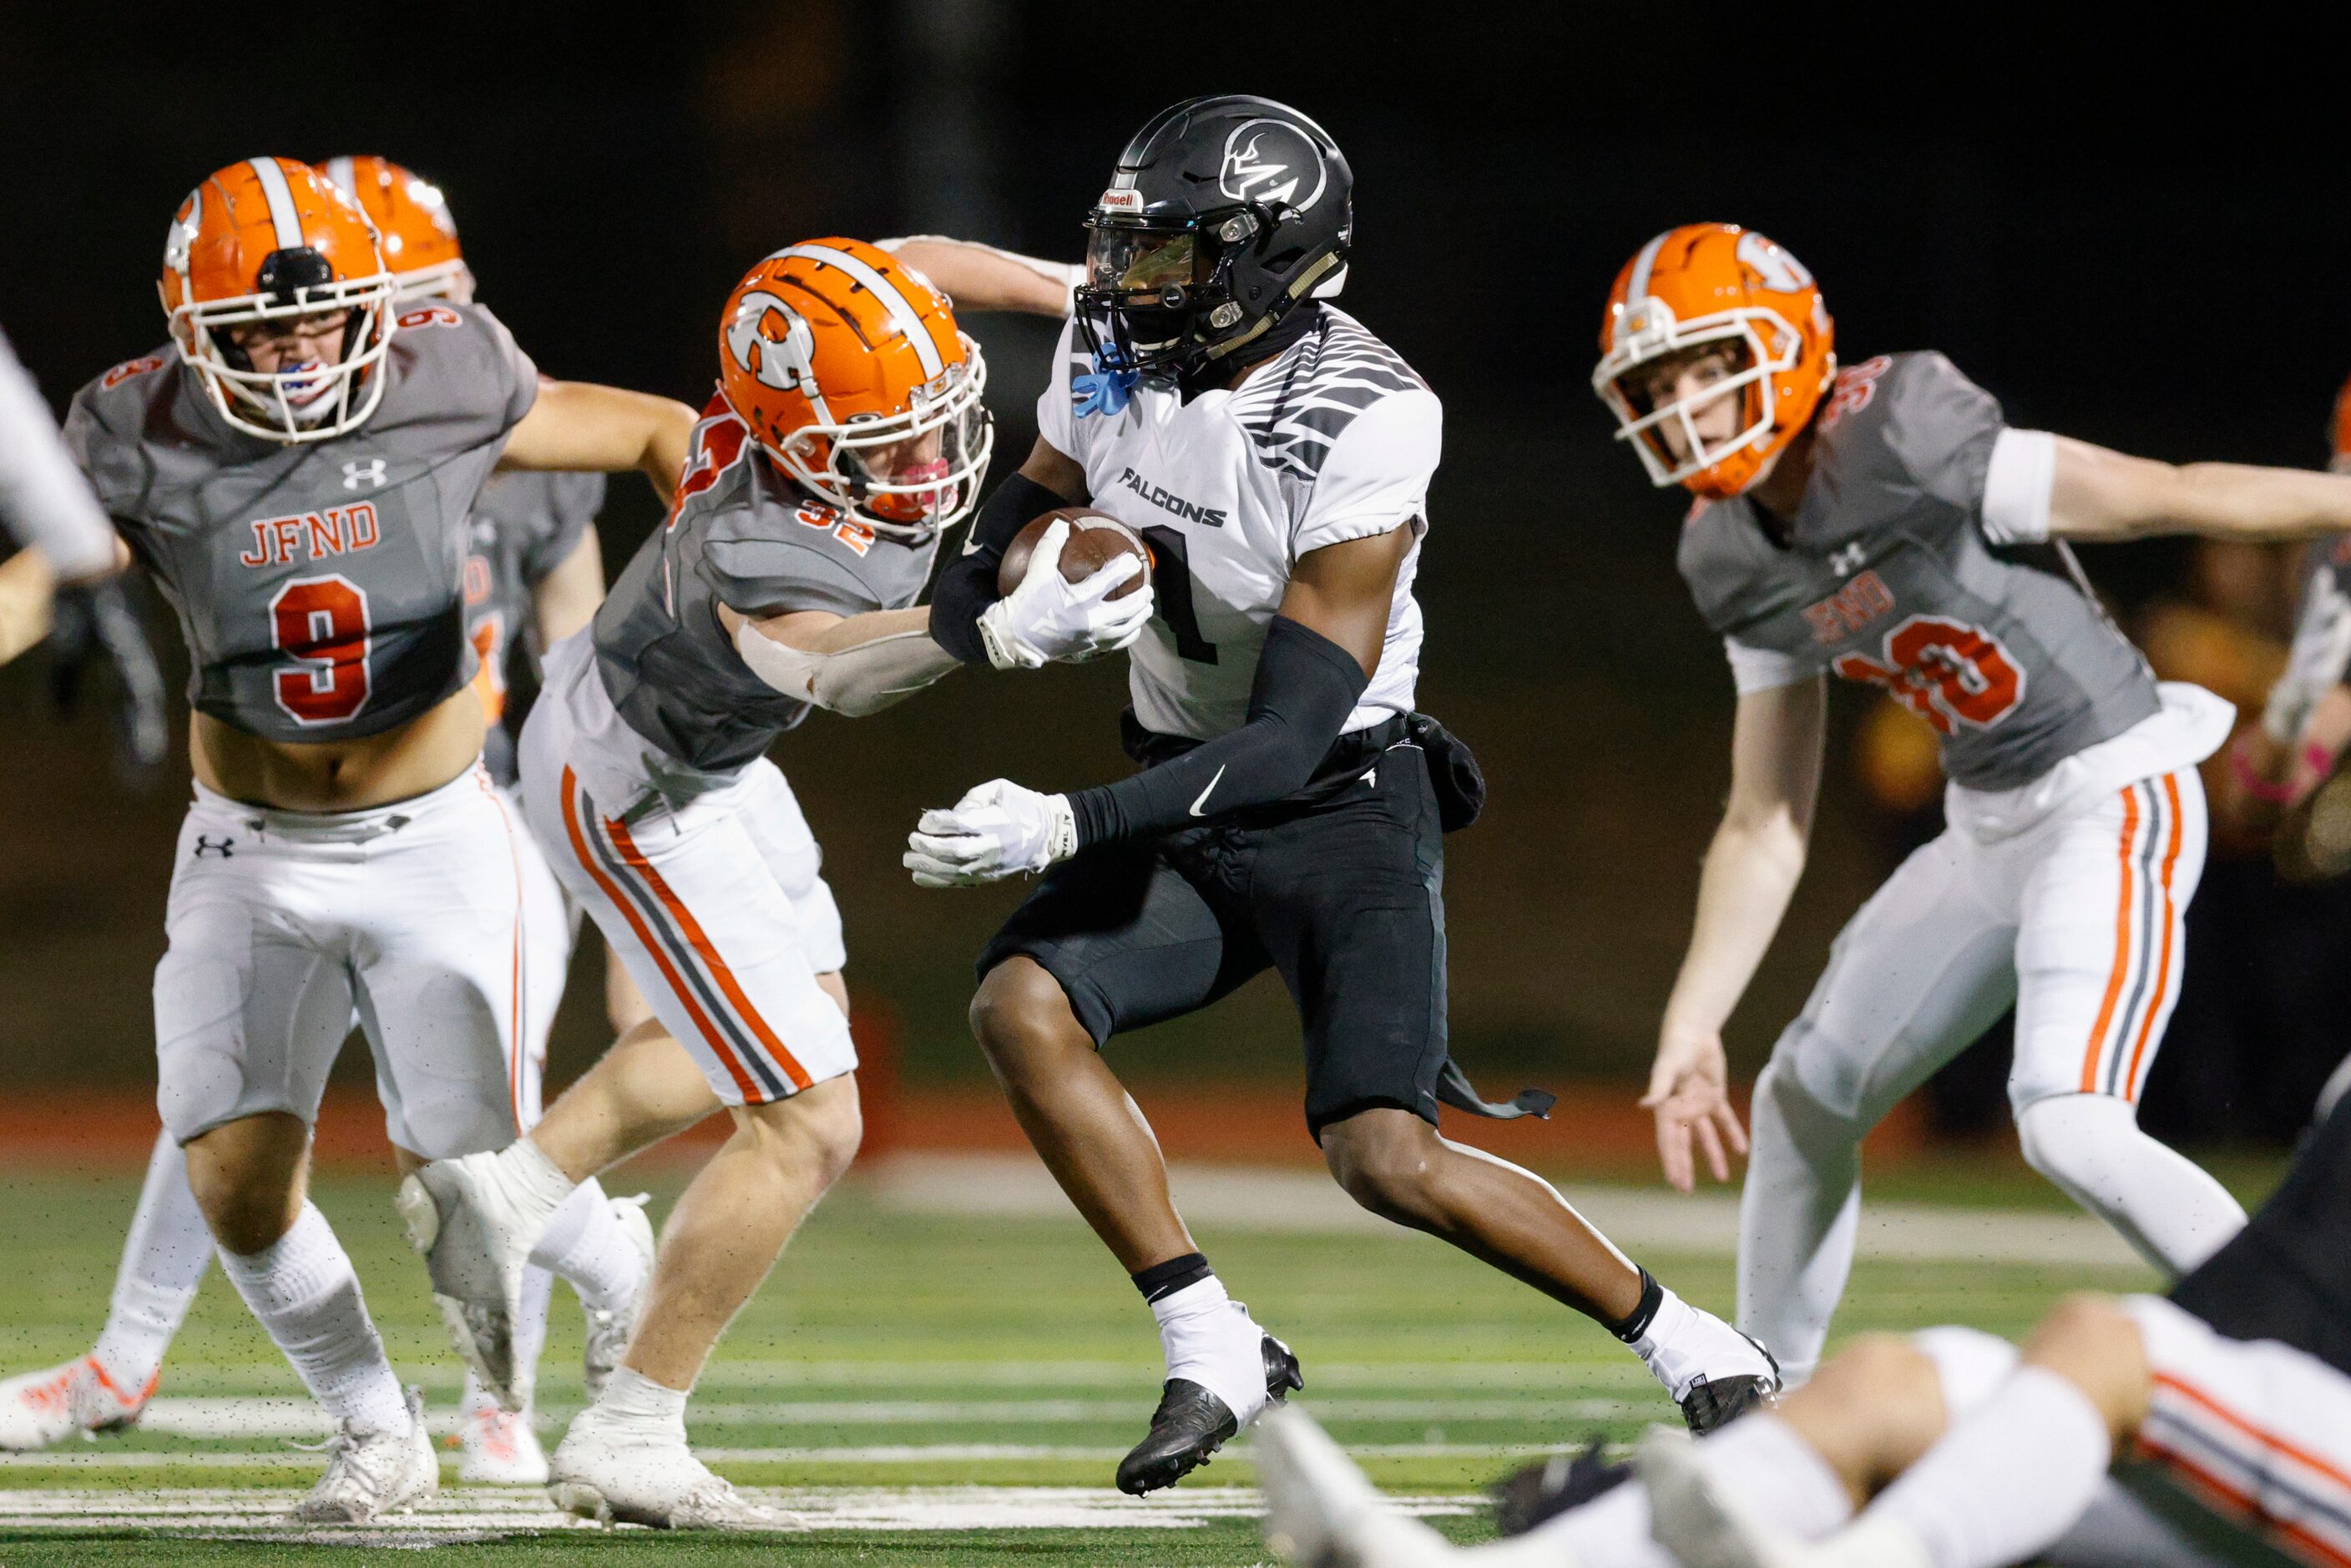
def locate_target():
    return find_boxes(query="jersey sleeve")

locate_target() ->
[1877,352,2006,516]
[1292,387,1443,556]
[58,368,159,544]
[1034,316,1085,462]
[426,302,538,442]
[520,471,605,584]
[8,341,119,576]
[1725,637,1818,694]
[702,531,886,620]
[1979,427,2058,544]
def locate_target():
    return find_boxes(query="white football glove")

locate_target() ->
[904,779,1079,887]
[978,518,1155,670]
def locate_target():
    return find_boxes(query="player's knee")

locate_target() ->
[969,959,1087,1073]
[2021,1293,2150,1434]
[2015,1094,2131,1186]
[182,1118,306,1255]
[1753,1052,1854,1147]
[736,1075,862,1191]
[1814,1333,1939,1407]
[1319,1110,1442,1222]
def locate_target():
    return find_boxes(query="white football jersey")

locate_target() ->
[1036,306,1440,741]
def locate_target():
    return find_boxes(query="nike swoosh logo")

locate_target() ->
[1189,765,1226,817]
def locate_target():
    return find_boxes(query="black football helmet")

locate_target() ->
[1075,95,1352,376]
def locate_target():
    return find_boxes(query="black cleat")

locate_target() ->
[1679,1333,1781,1435]
[1491,1437,1631,1537]
[1115,1332,1304,1495]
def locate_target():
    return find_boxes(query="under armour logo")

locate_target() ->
[342,458,387,491]
[1829,543,1866,577]
[194,836,235,858]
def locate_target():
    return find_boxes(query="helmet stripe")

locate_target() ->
[1625,230,1671,308]
[321,156,356,196]
[773,244,945,379]
[246,157,307,251]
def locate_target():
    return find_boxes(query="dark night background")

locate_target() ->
[4,5,2350,1147]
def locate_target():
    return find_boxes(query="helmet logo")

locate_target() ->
[1218,119,1327,212]
[164,192,202,278]
[726,291,818,393]
[1735,230,1813,292]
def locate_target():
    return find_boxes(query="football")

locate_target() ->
[997,508,1152,600]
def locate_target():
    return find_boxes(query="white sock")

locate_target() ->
[2016,1096,2246,1275]
[1524,1414,1853,1567]
[1862,1365,2114,1568]
[91,1133,212,1392]
[215,1203,409,1437]
[1737,1056,1867,1386]
[1150,1276,1266,1420]
[1630,1284,1772,1402]
[590,1364,688,1440]
[528,1178,645,1317]
[495,1136,578,1228]
[463,1264,553,1417]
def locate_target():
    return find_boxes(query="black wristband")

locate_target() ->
[1606,1267,1665,1343]
[930,472,1069,665]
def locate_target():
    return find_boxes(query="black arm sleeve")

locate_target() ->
[928,471,1067,665]
[1067,615,1368,847]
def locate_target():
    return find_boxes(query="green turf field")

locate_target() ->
[0,1156,2201,1565]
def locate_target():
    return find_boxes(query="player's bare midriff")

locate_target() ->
[190,685,487,812]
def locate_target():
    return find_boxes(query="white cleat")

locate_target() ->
[397,1151,547,1410]
[292,1388,438,1524]
[458,1402,550,1485]
[580,1194,656,1401]
[549,1403,797,1530]
[0,1356,154,1451]
[1254,1404,1458,1567]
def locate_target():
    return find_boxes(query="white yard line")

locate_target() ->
[0,1441,1552,1471]
[0,1483,1474,1535]
[125,1393,1636,1440]
[865,1155,2157,1271]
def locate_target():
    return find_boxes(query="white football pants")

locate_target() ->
[1741,767,2247,1380]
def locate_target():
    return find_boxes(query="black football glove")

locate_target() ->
[48,578,169,781]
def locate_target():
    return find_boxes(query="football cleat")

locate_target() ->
[292,1388,437,1524]
[1117,1329,1304,1495]
[580,1193,656,1401]
[0,1356,155,1451]
[457,1402,549,1485]
[548,1404,796,1530]
[1255,1404,1462,1567]
[396,1152,549,1411]
[1490,1437,1633,1537]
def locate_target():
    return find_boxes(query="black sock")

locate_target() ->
[1130,1252,1214,1303]
[1606,1267,1664,1343]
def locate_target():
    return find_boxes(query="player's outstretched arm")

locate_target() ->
[498,382,699,503]
[904,524,1408,888]
[724,603,962,718]
[2042,435,2351,543]
[1647,676,1825,1191]
[878,237,1081,319]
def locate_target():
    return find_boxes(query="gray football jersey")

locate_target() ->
[63,301,537,743]
[467,468,604,784]
[1679,352,2159,791]
[594,402,938,773]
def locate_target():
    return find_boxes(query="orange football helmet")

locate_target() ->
[159,156,395,443]
[717,237,992,543]
[1593,223,1835,498]
[318,155,468,301]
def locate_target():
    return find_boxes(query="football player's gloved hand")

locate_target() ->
[904,779,1078,887]
[49,578,169,781]
[977,518,1154,670]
